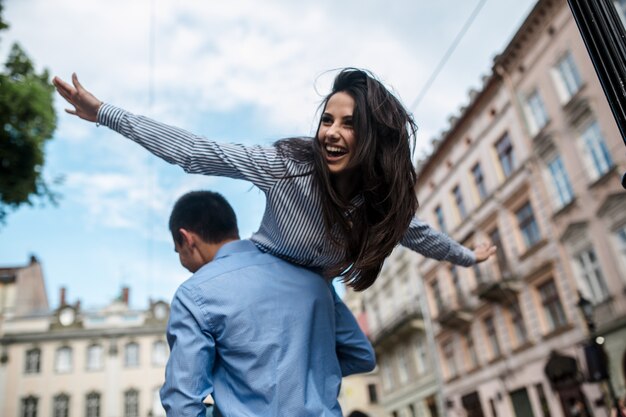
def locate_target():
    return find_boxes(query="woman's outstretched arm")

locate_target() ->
[52,74,286,192]
[400,216,496,266]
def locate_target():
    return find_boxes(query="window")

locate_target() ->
[575,248,609,304]
[87,344,103,371]
[367,384,378,404]
[525,90,550,134]
[495,133,515,178]
[510,301,528,345]
[414,337,428,374]
[397,348,410,384]
[465,331,479,369]
[124,342,140,368]
[86,392,101,417]
[615,226,626,273]
[538,280,567,331]
[24,348,41,374]
[431,280,444,314]
[484,316,501,358]
[580,120,613,180]
[472,163,488,200]
[124,389,140,417]
[516,202,541,248]
[53,394,69,417]
[435,205,447,234]
[553,51,583,102]
[152,341,168,366]
[547,155,574,208]
[443,340,457,378]
[21,396,38,417]
[452,185,467,218]
[535,383,552,417]
[490,227,509,275]
[55,346,72,373]
[381,358,394,391]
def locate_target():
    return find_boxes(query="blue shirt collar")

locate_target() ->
[214,239,258,260]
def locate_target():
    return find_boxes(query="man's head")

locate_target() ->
[169,191,239,272]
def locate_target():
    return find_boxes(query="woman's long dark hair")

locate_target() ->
[276,68,418,291]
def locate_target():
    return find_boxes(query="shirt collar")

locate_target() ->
[213,239,258,260]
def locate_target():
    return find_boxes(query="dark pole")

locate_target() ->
[566,0,626,143]
[577,295,625,417]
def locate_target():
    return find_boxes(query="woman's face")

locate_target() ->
[317,91,357,176]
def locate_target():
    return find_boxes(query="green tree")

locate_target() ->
[0,0,58,224]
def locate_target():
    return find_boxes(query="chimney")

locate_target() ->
[122,287,129,305]
[59,287,66,307]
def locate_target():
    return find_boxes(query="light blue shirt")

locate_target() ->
[160,240,376,417]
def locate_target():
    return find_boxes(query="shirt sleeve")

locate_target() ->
[400,216,476,266]
[97,103,285,192]
[160,286,214,417]
[332,286,376,377]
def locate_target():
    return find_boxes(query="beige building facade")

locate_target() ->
[353,247,441,417]
[0,284,170,417]
[340,286,386,417]
[413,1,626,417]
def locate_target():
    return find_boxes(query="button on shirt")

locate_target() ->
[160,240,376,417]
[98,104,476,270]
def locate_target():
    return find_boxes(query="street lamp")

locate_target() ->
[576,293,624,417]
[576,293,595,331]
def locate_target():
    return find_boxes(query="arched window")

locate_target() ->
[86,344,103,371]
[24,348,41,374]
[86,392,101,417]
[20,396,38,417]
[53,394,70,417]
[151,340,168,366]
[124,342,139,367]
[55,346,72,373]
[124,389,139,417]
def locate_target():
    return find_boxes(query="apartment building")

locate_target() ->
[340,287,386,417]
[0,285,170,417]
[0,256,49,320]
[353,247,440,417]
[414,1,626,417]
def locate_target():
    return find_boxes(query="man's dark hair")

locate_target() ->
[169,191,239,245]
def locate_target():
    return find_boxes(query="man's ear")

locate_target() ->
[179,228,196,248]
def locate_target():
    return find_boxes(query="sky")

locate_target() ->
[0,0,537,310]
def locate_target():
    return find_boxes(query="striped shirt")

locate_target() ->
[98,103,475,269]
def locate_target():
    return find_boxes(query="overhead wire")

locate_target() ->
[409,0,488,112]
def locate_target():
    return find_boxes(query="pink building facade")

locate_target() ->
[415,1,626,416]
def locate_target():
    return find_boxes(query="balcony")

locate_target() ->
[436,292,474,330]
[370,301,423,347]
[473,266,522,305]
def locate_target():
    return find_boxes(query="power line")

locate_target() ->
[409,0,488,112]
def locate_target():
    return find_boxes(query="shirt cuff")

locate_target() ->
[448,245,476,266]
[97,103,127,131]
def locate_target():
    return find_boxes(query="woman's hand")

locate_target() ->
[52,73,102,123]
[473,242,497,263]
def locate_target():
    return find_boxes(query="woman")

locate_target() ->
[53,68,495,290]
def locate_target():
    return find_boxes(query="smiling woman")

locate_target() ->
[52,68,496,291]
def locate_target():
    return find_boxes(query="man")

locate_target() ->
[161,191,376,417]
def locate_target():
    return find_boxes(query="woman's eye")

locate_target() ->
[321,116,333,125]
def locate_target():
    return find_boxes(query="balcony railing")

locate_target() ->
[473,263,522,305]
[369,300,423,346]
[436,290,474,330]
